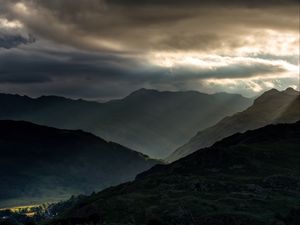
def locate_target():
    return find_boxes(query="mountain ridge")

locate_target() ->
[0,89,253,158]
[0,120,158,208]
[167,87,300,162]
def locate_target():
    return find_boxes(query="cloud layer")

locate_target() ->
[0,0,299,100]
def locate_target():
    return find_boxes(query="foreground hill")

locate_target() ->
[47,122,300,225]
[0,120,158,208]
[0,89,252,158]
[168,88,300,162]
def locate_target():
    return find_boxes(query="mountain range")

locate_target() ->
[167,88,300,162]
[0,89,253,158]
[46,121,300,225]
[0,120,158,208]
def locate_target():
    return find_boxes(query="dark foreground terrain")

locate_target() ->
[44,122,300,225]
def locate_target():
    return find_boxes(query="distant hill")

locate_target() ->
[47,122,300,225]
[0,89,252,158]
[0,120,158,208]
[167,88,300,162]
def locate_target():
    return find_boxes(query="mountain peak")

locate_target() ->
[253,88,280,104]
[283,87,299,96]
[254,88,299,104]
[168,87,300,162]
[128,88,159,97]
[261,88,280,96]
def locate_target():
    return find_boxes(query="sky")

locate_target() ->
[0,0,299,101]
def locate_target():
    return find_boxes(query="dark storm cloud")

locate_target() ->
[0,45,138,83]
[34,0,298,8]
[0,42,288,86]
[3,0,297,53]
[0,0,298,99]
[111,0,298,5]
[0,33,35,49]
[0,73,50,83]
[0,46,296,99]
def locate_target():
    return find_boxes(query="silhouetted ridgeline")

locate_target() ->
[0,120,159,208]
[0,89,252,158]
[168,88,300,162]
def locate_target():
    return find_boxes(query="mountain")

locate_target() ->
[46,122,300,225]
[0,89,252,158]
[167,88,300,162]
[0,120,158,208]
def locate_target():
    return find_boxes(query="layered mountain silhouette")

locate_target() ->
[47,122,300,225]
[168,88,300,162]
[0,89,252,158]
[0,120,158,208]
